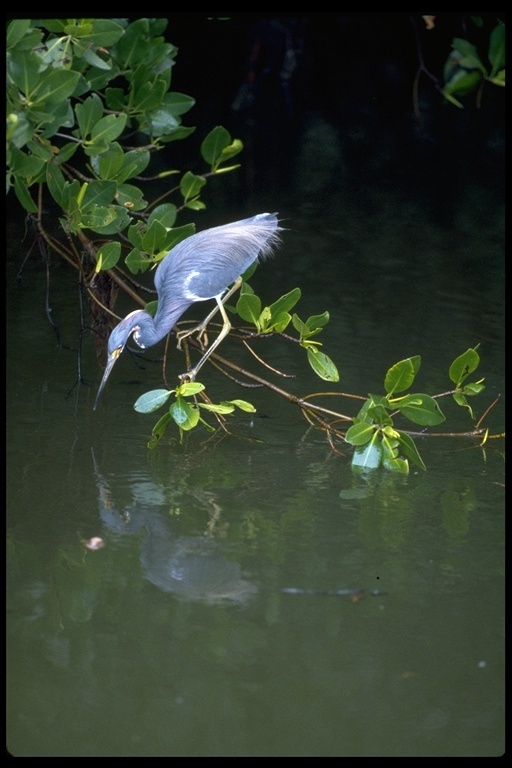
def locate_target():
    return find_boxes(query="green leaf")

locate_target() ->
[384,356,421,396]
[487,73,505,87]
[180,171,206,203]
[115,18,153,66]
[345,421,375,447]
[161,91,196,116]
[170,397,200,430]
[266,311,292,333]
[61,20,93,37]
[55,142,79,164]
[13,176,38,213]
[214,139,244,170]
[258,306,272,329]
[210,164,241,175]
[199,403,235,415]
[80,180,117,212]
[127,225,144,249]
[82,48,113,71]
[381,456,409,474]
[393,393,446,426]
[105,87,126,111]
[236,293,262,326]
[356,394,388,423]
[395,431,426,471]
[6,112,34,149]
[8,146,45,182]
[115,148,151,182]
[133,79,167,112]
[60,178,80,212]
[443,69,483,98]
[8,28,42,54]
[366,403,393,427]
[90,113,127,145]
[449,347,480,386]
[147,412,173,449]
[147,204,177,230]
[305,311,330,331]
[90,142,125,180]
[185,198,206,212]
[306,348,339,382]
[459,380,485,396]
[33,69,81,106]
[116,184,147,212]
[228,399,257,413]
[26,138,53,161]
[449,38,487,74]
[8,49,45,96]
[134,389,172,414]
[489,22,505,77]
[453,392,479,419]
[442,92,464,108]
[268,287,301,318]
[201,125,231,165]
[38,36,72,69]
[82,205,131,235]
[7,19,33,48]
[39,100,76,138]
[157,125,196,144]
[241,263,258,282]
[75,94,104,140]
[142,219,167,255]
[124,247,145,273]
[381,433,399,461]
[178,382,205,397]
[95,241,121,271]
[46,162,67,205]
[144,301,158,317]
[291,313,310,338]
[75,18,125,47]
[351,434,382,470]
[159,223,196,254]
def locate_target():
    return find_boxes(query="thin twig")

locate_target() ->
[242,339,296,377]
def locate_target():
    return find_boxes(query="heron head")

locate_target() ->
[93,311,145,410]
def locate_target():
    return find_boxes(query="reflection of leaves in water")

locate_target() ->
[339,488,372,500]
[441,489,474,538]
[7,532,104,634]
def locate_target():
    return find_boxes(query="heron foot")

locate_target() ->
[176,325,208,352]
[179,370,197,385]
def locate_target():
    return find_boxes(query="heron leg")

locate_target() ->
[179,294,233,383]
[176,277,242,352]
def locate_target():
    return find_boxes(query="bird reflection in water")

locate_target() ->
[93,453,257,606]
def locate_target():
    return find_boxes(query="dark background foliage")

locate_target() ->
[162,12,505,202]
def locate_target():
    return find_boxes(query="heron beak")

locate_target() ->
[93,348,121,410]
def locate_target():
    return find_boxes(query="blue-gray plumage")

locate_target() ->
[94,212,282,409]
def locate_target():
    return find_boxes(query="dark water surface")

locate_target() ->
[6,44,504,758]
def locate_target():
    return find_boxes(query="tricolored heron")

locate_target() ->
[93,212,282,409]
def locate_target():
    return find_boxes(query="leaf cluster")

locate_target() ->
[131,275,491,474]
[6,18,502,474]
[440,17,505,107]
[345,348,485,473]
[6,18,242,273]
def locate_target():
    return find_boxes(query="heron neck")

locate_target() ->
[138,299,192,347]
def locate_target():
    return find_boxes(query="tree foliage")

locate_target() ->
[6,17,503,474]
[412,15,505,114]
